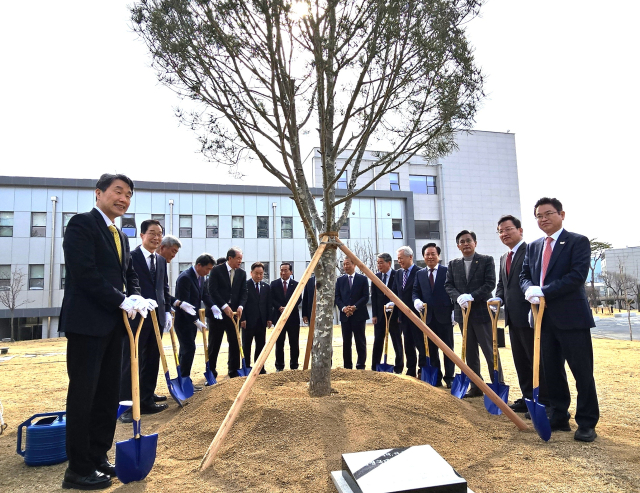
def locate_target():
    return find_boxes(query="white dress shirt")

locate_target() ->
[94,207,115,228]
[140,245,156,271]
[540,228,564,285]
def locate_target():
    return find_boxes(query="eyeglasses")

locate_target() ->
[143,231,163,238]
[458,239,475,244]
[497,226,517,235]
[535,211,559,221]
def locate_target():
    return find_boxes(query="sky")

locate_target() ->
[1,1,638,248]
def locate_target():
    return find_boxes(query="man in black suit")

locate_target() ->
[387,246,421,377]
[119,220,171,423]
[492,215,548,413]
[271,262,302,371]
[370,253,403,373]
[60,173,153,490]
[520,197,599,442]
[412,243,455,388]
[301,274,316,325]
[335,257,370,369]
[207,247,248,378]
[241,262,272,373]
[445,230,502,397]
[174,254,215,379]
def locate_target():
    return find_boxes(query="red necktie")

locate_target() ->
[506,251,514,277]
[429,269,435,290]
[541,237,553,286]
[255,282,260,296]
[283,280,287,293]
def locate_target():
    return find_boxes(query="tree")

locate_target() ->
[0,268,32,342]
[337,239,377,275]
[588,239,612,307]
[132,0,484,396]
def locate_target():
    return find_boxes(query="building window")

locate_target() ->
[257,216,269,238]
[232,216,244,238]
[179,215,192,238]
[281,217,293,239]
[262,261,270,283]
[339,219,350,239]
[415,220,440,239]
[409,175,437,195]
[63,213,75,236]
[0,265,10,291]
[0,212,14,237]
[29,264,45,290]
[178,262,192,273]
[122,214,137,238]
[337,171,348,189]
[152,214,165,234]
[206,215,219,238]
[390,172,400,191]
[31,212,47,237]
[240,262,246,271]
[60,264,66,289]
[392,219,403,239]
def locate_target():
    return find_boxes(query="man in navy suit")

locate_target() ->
[370,253,403,373]
[241,262,272,373]
[271,262,302,371]
[520,197,599,442]
[412,243,455,388]
[174,253,215,379]
[335,257,370,369]
[119,219,171,422]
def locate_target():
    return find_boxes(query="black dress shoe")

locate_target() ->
[509,398,528,413]
[118,410,133,424]
[153,394,167,402]
[435,380,443,387]
[62,468,111,490]
[464,387,483,398]
[549,411,571,432]
[140,403,168,414]
[95,459,116,477]
[445,381,452,389]
[574,426,597,442]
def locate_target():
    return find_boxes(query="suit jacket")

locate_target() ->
[130,246,171,327]
[412,265,454,325]
[390,265,419,324]
[59,208,140,337]
[301,275,316,320]
[496,243,529,328]
[270,278,301,327]
[207,263,248,312]
[335,273,370,323]
[174,266,214,329]
[242,280,271,329]
[520,229,594,330]
[371,269,398,321]
[445,252,496,324]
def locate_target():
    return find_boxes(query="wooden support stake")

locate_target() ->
[337,241,528,431]
[303,288,317,370]
[199,236,330,471]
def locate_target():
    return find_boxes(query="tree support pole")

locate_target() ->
[303,288,317,370]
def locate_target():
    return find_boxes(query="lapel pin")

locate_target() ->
[560,241,565,244]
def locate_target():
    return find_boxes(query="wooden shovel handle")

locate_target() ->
[231,312,245,360]
[383,306,392,357]
[168,313,181,368]
[150,310,170,374]
[531,297,546,390]
[199,309,210,364]
[487,301,501,369]
[460,301,472,361]
[420,307,430,358]
[122,311,145,434]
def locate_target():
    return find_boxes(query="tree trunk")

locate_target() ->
[10,311,15,342]
[309,247,338,397]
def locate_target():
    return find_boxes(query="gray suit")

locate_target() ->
[445,252,503,389]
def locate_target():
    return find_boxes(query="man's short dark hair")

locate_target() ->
[140,219,162,235]
[280,262,293,272]
[456,230,477,244]
[421,242,441,256]
[95,173,134,194]
[227,247,242,260]
[533,197,563,215]
[497,215,521,230]
[251,262,265,271]
[195,253,215,267]
[216,257,226,265]
[377,253,393,263]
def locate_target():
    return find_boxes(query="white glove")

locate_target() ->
[164,312,172,332]
[488,297,502,313]
[145,299,159,310]
[384,302,394,312]
[179,301,196,316]
[525,286,544,304]
[120,295,150,319]
[456,294,474,309]
[194,320,207,330]
[413,299,424,312]
[212,305,223,320]
[119,297,136,318]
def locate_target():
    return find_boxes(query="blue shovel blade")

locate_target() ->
[451,373,470,399]
[525,389,551,441]
[204,361,217,386]
[117,401,132,419]
[484,370,510,415]
[376,354,394,373]
[420,358,439,386]
[171,368,194,399]
[237,359,251,377]
[115,433,158,484]
[163,372,183,407]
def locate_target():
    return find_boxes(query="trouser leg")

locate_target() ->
[389,320,404,373]
[289,324,300,369]
[341,320,354,369]
[353,320,367,370]
[402,321,417,377]
[371,321,385,370]
[176,322,196,377]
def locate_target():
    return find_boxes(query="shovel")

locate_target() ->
[484,301,509,415]
[232,312,251,377]
[525,297,551,441]
[149,311,183,407]
[375,306,395,373]
[167,314,194,399]
[116,311,158,484]
[198,309,217,386]
[451,301,472,399]
[419,307,439,386]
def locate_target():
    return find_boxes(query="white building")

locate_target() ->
[601,246,640,280]
[0,130,521,340]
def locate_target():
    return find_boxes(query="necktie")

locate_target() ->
[283,280,287,293]
[230,268,235,285]
[382,273,387,285]
[506,250,514,277]
[402,269,409,290]
[108,225,122,263]
[150,253,156,285]
[198,275,203,290]
[349,275,353,289]
[429,268,435,290]
[541,237,553,286]
[255,282,260,296]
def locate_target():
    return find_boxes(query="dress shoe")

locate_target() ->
[153,394,167,402]
[95,459,116,477]
[140,402,168,414]
[464,387,483,398]
[524,408,553,420]
[62,468,111,490]
[259,369,267,375]
[118,410,133,424]
[435,380,443,387]
[574,426,597,442]
[509,398,528,413]
[549,411,572,431]
[193,385,203,391]
[445,380,452,389]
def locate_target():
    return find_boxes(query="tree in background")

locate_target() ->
[589,238,612,307]
[0,268,32,342]
[131,0,484,395]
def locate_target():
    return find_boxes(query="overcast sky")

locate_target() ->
[1,1,638,248]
